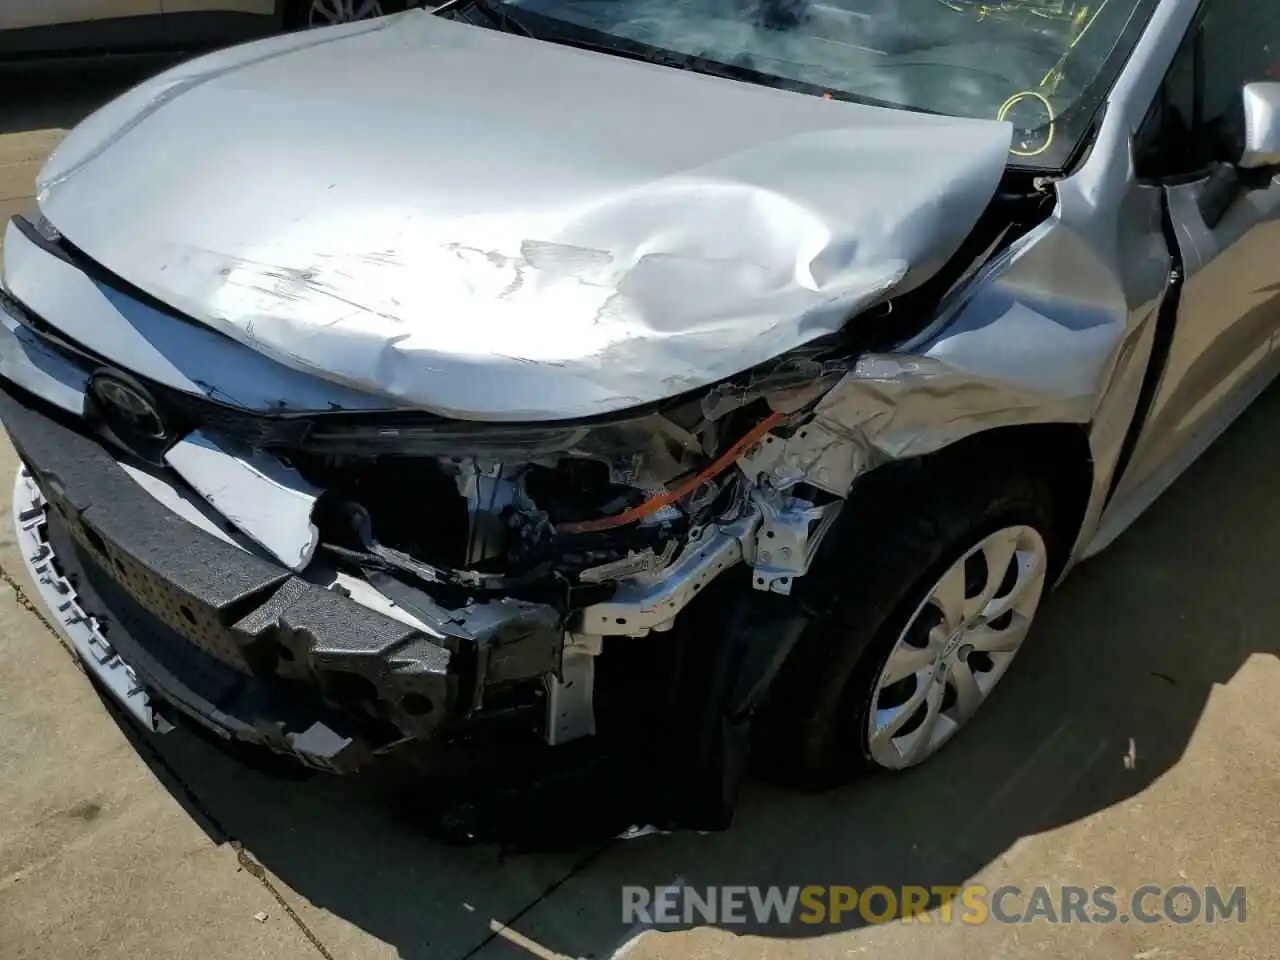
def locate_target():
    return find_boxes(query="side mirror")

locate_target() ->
[1198,83,1280,226]
[1239,82,1280,171]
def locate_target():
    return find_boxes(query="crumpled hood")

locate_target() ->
[37,10,1012,421]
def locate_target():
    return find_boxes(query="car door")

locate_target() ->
[0,0,159,32]
[1105,0,1280,510]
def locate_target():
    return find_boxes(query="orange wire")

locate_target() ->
[558,411,786,534]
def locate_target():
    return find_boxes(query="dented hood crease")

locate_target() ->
[36,11,1013,421]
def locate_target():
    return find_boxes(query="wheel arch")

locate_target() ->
[849,421,1095,582]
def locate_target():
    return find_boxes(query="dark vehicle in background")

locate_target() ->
[0,0,411,57]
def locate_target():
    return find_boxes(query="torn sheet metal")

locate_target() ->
[34,13,1011,422]
[738,213,1160,503]
[577,516,755,637]
[578,540,678,584]
[163,430,321,570]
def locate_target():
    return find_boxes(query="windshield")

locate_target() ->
[489,0,1157,168]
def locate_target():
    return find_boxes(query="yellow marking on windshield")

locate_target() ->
[999,90,1057,157]
[933,0,1114,158]
[1071,0,1110,48]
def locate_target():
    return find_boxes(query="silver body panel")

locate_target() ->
[35,12,1012,421]
[0,219,396,412]
[1241,83,1280,170]
[3,0,1280,736]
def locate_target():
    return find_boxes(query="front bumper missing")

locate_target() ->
[17,465,368,770]
[0,382,570,772]
[0,372,822,835]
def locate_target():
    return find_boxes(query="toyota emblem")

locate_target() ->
[90,372,168,441]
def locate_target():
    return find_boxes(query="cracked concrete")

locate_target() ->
[3,56,1280,960]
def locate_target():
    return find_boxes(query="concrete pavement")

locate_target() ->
[2,57,1280,960]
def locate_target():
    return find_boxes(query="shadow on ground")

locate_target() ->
[108,380,1280,960]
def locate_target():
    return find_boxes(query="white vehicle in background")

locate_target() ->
[0,0,409,57]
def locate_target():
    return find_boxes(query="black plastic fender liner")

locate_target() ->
[658,574,810,831]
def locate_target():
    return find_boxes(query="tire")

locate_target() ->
[756,456,1059,790]
[286,0,409,29]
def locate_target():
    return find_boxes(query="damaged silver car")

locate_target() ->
[3,0,1280,829]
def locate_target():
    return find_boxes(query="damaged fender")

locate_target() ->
[734,183,1173,588]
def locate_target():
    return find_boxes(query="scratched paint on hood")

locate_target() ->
[36,11,1012,421]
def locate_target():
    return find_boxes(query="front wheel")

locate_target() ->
[758,462,1058,787]
[861,523,1049,770]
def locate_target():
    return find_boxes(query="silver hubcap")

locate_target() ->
[308,0,385,25]
[867,525,1048,769]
